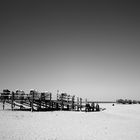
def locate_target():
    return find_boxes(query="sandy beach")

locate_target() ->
[0,103,140,140]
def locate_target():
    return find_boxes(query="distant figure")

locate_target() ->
[95,103,100,111]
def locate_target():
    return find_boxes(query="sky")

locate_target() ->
[0,1,140,101]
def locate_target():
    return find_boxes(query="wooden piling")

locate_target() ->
[77,97,79,111]
[3,100,5,110]
[49,93,52,109]
[85,98,88,112]
[38,99,41,111]
[80,98,82,111]
[67,95,70,110]
[91,102,95,111]
[31,91,34,112]
[56,103,59,110]
[71,96,75,111]
[61,94,63,110]
[11,92,14,111]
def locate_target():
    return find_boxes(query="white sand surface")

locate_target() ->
[0,103,140,140]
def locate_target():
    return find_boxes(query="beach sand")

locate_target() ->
[0,103,140,140]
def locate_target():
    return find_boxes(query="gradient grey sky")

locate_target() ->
[0,1,140,101]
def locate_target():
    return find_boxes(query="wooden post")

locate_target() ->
[52,102,54,109]
[31,91,34,112]
[11,92,14,111]
[91,102,95,111]
[38,99,41,111]
[56,93,59,110]
[85,98,87,112]
[45,100,47,110]
[2,92,5,110]
[71,96,75,111]
[49,93,52,110]
[61,94,63,110]
[80,98,82,111]
[39,93,42,111]
[77,97,79,111]
[56,103,59,110]
[3,100,5,110]
[56,90,59,109]
[67,95,70,110]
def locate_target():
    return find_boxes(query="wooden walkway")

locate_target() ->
[0,89,101,112]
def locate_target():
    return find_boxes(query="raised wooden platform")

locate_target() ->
[0,89,101,112]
